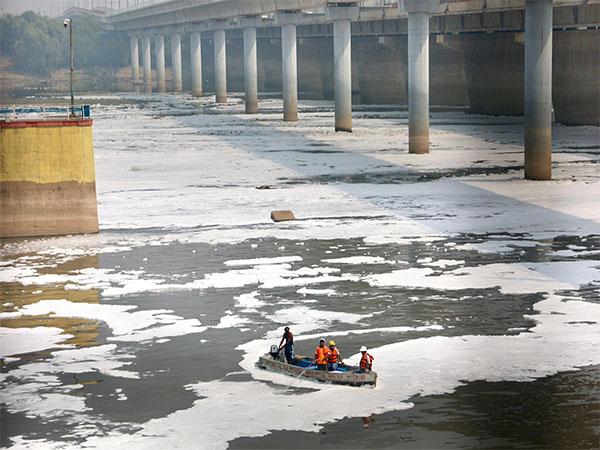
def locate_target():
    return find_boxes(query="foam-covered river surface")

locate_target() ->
[1,94,599,449]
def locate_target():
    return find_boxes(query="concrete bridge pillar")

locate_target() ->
[275,12,303,122]
[326,5,359,132]
[130,36,140,83]
[400,0,439,154]
[190,32,203,96]
[142,35,152,93]
[240,17,262,114]
[525,0,553,180]
[171,33,183,93]
[214,29,227,103]
[155,34,166,93]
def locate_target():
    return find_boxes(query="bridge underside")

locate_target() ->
[188,27,596,125]
[104,1,599,126]
[103,0,328,31]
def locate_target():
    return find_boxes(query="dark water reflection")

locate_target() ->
[1,232,598,447]
[230,365,600,449]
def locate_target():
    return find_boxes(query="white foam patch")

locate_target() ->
[294,324,445,342]
[224,256,303,266]
[366,261,599,294]
[0,344,138,425]
[552,249,600,258]
[265,306,374,336]
[422,259,465,268]
[4,261,354,299]
[321,256,390,265]
[0,327,74,357]
[363,235,446,245]
[0,300,206,342]
[214,314,251,329]
[234,291,266,312]
[296,287,337,296]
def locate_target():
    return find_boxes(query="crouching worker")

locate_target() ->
[358,346,374,373]
[327,340,343,371]
[314,338,329,371]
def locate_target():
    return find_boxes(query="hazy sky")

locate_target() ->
[0,0,132,15]
[0,0,64,15]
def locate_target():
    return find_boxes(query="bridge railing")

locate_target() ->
[98,0,400,17]
[0,105,91,121]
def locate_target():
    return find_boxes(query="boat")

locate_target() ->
[257,347,377,387]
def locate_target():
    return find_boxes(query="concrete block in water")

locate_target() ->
[271,210,296,222]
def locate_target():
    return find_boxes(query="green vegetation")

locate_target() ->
[0,11,128,75]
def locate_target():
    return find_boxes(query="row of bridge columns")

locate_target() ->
[133,32,185,94]
[128,0,553,180]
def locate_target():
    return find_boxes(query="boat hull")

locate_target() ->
[257,354,377,387]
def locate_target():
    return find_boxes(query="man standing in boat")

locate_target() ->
[327,340,343,371]
[358,346,374,373]
[278,326,294,365]
[314,338,329,371]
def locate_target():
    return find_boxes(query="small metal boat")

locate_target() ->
[257,346,377,387]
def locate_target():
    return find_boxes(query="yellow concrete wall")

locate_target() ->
[1,124,96,183]
[0,120,99,238]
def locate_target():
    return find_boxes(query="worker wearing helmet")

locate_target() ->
[358,346,374,373]
[327,340,343,371]
[313,338,329,371]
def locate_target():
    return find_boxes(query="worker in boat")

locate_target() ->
[327,340,343,371]
[278,326,295,365]
[313,338,329,371]
[358,346,374,373]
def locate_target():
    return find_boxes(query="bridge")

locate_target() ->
[63,0,599,181]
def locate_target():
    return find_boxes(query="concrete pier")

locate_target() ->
[403,0,439,154]
[276,12,303,122]
[0,119,99,238]
[408,12,430,153]
[171,33,183,93]
[326,6,359,133]
[130,36,140,83]
[524,0,553,180]
[214,29,227,103]
[190,32,203,96]
[142,35,152,93]
[281,24,297,121]
[155,34,166,93]
[241,20,259,114]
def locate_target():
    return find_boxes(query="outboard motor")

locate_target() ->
[269,344,280,360]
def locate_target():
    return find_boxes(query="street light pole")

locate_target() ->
[64,18,74,116]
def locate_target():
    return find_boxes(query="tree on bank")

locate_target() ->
[0,12,128,76]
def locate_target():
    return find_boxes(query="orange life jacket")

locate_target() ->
[360,353,374,370]
[327,347,339,363]
[315,346,329,364]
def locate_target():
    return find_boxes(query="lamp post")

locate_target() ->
[63,18,74,116]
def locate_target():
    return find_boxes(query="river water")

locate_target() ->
[1,93,599,449]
